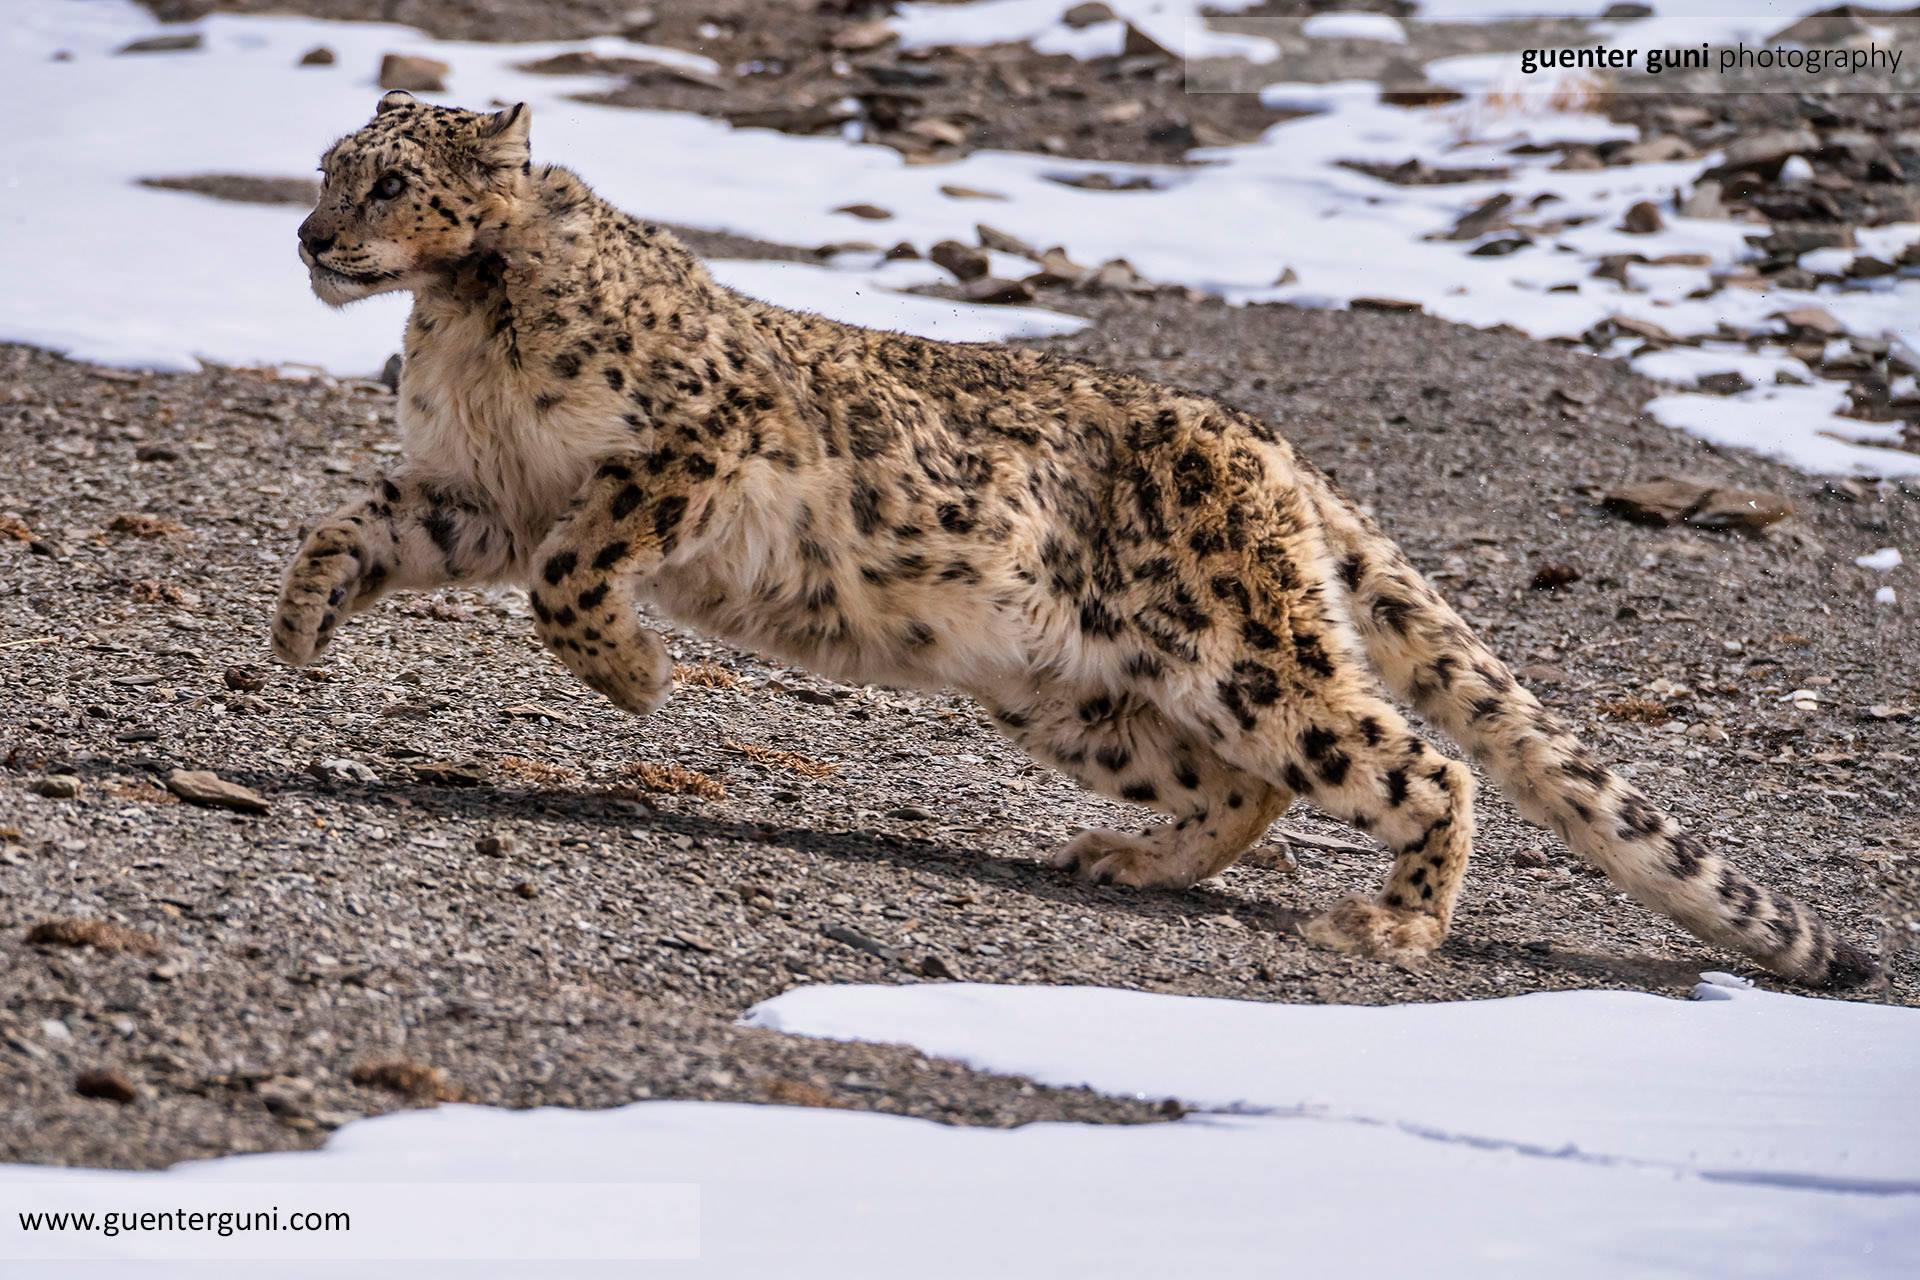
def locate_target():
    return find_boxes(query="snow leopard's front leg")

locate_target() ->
[527,456,725,715]
[273,473,517,665]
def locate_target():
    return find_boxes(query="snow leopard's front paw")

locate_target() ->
[272,526,372,666]
[529,576,673,716]
[551,641,673,716]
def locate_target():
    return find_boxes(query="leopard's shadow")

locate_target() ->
[351,773,1720,992]
[74,756,1718,994]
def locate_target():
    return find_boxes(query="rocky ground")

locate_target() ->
[5,268,1914,1167]
[8,0,1914,1172]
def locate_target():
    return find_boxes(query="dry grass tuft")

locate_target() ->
[101,777,178,805]
[763,1079,842,1109]
[722,738,839,780]
[26,917,166,956]
[622,761,726,800]
[1598,695,1672,725]
[126,578,193,605]
[494,755,580,787]
[1480,70,1612,119]
[349,1058,467,1103]
[673,662,739,690]
[107,513,185,539]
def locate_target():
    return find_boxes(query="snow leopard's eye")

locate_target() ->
[371,173,406,200]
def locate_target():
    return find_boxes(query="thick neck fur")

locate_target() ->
[421,165,729,378]
[395,165,790,552]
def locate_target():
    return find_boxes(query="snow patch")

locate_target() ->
[708,260,1086,343]
[748,979,1920,1185]
[5,979,1919,1276]
[1854,547,1903,571]
[892,0,1277,62]
[1301,13,1408,43]
[1648,388,1920,478]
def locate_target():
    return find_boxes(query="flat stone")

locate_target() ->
[1774,306,1844,338]
[118,34,202,55]
[165,769,270,814]
[1602,478,1792,533]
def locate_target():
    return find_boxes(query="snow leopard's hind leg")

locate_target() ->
[1187,672,1479,965]
[986,686,1292,889]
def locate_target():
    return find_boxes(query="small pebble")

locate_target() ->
[75,1069,138,1105]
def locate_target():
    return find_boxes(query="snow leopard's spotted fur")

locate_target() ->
[275,92,1878,988]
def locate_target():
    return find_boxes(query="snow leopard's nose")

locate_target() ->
[297,214,335,257]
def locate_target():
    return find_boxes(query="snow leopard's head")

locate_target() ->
[298,91,530,306]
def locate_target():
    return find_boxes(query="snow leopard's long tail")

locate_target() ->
[1308,486,1879,989]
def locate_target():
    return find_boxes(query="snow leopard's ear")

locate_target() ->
[376,90,416,115]
[475,102,531,174]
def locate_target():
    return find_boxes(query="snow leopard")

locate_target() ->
[275,92,1879,988]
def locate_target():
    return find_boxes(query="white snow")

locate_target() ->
[892,0,1278,63]
[1416,0,1641,17]
[708,259,1086,343]
[1631,344,1813,389]
[1877,586,1898,604]
[0,1,1084,374]
[1854,547,1903,571]
[749,976,1920,1185]
[1647,385,1920,477]
[5,977,1918,1276]
[1301,12,1408,43]
[1801,246,1856,274]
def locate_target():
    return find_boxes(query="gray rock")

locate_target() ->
[117,34,203,55]
[931,241,990,282]
[378,53,449,93]
[1063,3,1116,28]
[308,758,380,786]
[165,769,270,814]
[1711,128,1819,177]
[1620,200,1664,235]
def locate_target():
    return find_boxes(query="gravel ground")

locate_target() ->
[13,0,1912,1173]
[4,258,1914,1168]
